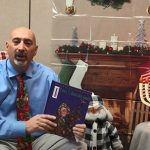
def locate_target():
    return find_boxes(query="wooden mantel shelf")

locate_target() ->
[56,52,150,99]
[57,53,150,67]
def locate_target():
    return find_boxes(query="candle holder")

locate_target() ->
[65,0,76,15]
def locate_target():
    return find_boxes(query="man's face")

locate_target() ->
[6,27,38,71]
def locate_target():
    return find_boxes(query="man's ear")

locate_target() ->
[5,41,9,51]
[34,45,38,56]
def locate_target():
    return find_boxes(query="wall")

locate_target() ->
[0,0,29,50]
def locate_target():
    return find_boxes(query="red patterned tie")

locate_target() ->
[16,74,32,150]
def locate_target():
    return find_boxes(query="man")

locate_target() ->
[0,27,86,150]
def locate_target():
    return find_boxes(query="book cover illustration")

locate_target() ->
[44,80,92,140]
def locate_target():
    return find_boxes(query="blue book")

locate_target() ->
[44,80,92,140]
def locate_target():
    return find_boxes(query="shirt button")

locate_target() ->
[93,146,97,150]
[93,129,97,133]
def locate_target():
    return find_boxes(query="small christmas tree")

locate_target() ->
[71,26,79,46]
[135,19,148,48]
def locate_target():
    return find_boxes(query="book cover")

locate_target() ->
[44,80,92,140]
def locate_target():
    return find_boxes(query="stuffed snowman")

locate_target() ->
[84,94,123,150]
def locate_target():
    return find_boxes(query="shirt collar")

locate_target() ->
[7,59,33,78]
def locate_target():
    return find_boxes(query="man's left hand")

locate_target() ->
[72,124,86,140]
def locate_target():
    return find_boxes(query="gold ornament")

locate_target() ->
[65,6,76,15]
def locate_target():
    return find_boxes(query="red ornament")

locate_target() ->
[55,49,59,53]
[79,42,85,48]
[134,48,139,52]
[94,50,100,54]
[87,44,93,49]
[108,47,113,51]
[145,78,149,84]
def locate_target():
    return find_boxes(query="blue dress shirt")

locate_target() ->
[0,59,59,138]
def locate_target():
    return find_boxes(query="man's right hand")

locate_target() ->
[25,114,57,134]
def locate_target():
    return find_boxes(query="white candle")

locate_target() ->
[110,34,118,50]
[118,46,123,51]
[66,0,74,7]
[111,34,118,43]
[99,41,107,49]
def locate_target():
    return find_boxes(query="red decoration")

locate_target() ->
[55,49,59,53]
[145,78,149,84]
[94,50,100,54]
[87,44,93,49]
[108,47,113,51]
[79,42,85,47]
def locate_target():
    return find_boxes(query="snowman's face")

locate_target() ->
[85,106,107,121]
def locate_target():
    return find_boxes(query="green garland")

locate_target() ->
[55,42,150,56]
[88,0,130,9]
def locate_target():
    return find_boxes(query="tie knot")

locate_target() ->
[16,74,25,86]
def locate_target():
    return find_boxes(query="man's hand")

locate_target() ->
[72,124,86,140]
[26,114,57,134]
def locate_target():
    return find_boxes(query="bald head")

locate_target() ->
[8,27,37,44]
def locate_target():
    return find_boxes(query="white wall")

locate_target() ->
[0,0,29,50]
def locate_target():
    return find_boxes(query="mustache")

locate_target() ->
[15,50,27,57]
